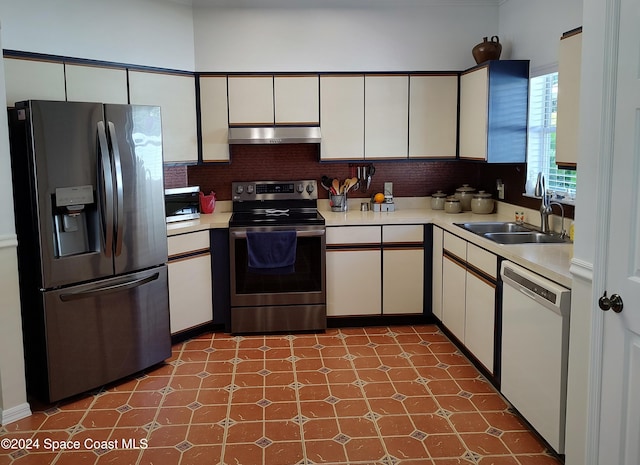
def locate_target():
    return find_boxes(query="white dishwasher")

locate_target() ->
[500,261,571,454]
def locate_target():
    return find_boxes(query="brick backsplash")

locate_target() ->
[163,144,571,216]
[163,165,188,189]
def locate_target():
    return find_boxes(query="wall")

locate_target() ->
[0,21,31,426]
[0,0,196,70]
[192,2,499,72]
[498,0,583,74]
[183,145,528,205]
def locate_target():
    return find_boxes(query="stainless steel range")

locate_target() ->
[229,180,326,334]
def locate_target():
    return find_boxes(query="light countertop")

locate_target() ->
[166,200,573,289]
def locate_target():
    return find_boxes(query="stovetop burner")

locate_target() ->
[229,209,325,227]
[229,180,325,227]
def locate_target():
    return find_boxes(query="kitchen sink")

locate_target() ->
[455,222,570,244]
[483,231,568,244]
[456,222,532,234]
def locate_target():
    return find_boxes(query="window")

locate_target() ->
[526,72,577,203]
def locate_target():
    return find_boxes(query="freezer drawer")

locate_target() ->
[29,266,171,402]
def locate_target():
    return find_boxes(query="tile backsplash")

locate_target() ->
[163,144,572,217]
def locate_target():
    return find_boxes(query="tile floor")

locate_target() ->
[0,325,563,465]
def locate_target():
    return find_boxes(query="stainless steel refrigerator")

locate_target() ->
[8,100,171,403]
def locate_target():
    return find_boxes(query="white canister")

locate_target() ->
[444,197,462,214]
[431,190,447,210]
[455,184,476,211]
[471,190,495,214]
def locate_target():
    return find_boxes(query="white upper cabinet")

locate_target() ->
[4,58,66,106]
[228,75,274,125]
[65,64,128,104]
[556,28,582,168]
[129,71,198,163]
[365,75,409,159]
[274,75,319,125]
[459,61,529,163]
[409,74,458,158]
[320,75,365,160]
[199,75,230,162]
[459,66,489,160]
[228,74,320,126]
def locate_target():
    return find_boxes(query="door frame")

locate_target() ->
[584,0,624,462]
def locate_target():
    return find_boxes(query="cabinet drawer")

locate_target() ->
[168,231,210,257]
[443,231,467,260]
[327,226,381,245]
[467,242,497,279]
[382,225,423,243]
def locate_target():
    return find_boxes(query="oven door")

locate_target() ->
[229,225,326,308]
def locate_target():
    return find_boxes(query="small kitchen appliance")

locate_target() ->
[165,186,200,223]
[228,180,326,334]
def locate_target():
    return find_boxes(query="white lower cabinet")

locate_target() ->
[383,249,423,314]
[326,225,424,317]
[167,231,213,334]
[326,249,381,316]
[441,231,497,374]
[464,269,495,372]
[326,226,381,316]
[432,226,444,320]
[382,225,424,315]
[442,254,467,341]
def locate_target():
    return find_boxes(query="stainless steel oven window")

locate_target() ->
[229,227,326,307]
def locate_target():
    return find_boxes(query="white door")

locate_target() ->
[597,0,640,462]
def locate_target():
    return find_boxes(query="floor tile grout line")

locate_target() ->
[178,332,220,465]
[133,337,189,465]
[418,327,525,462]
[2,325,563,465]
[343,325,402,463]
[293,331,313,464]
[379,325,434,462]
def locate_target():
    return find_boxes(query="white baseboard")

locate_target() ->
[1,402,32,426]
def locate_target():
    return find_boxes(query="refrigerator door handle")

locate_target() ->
[59,272,160,302]
[107,122,125,257]
[97,122,114,258]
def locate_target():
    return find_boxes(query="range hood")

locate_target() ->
[228,126,321,145]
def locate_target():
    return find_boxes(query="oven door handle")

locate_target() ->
[230,228,326,239]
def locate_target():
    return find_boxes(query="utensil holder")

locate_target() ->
[330,194,347,212]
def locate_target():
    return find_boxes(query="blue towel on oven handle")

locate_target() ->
[246,230,297,274]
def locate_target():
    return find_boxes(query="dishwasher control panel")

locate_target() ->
[501,261,571,316]
[503,266,557,303]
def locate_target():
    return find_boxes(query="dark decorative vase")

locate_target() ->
[472,36,502,64]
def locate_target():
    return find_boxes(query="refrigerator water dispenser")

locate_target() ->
[53,185,94,257]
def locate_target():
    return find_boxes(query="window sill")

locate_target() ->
[522,192,576,207]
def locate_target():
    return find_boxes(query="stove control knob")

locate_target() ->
[306,183,315,194]
[247,184,254,194]
[235,185,244,195]
[297,183,304,193]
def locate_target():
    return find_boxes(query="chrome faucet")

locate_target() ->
[535,172,552,233]
[549,201,566,238]
[534,172,567,237]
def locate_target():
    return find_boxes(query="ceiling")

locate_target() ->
[164,0,501,8]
